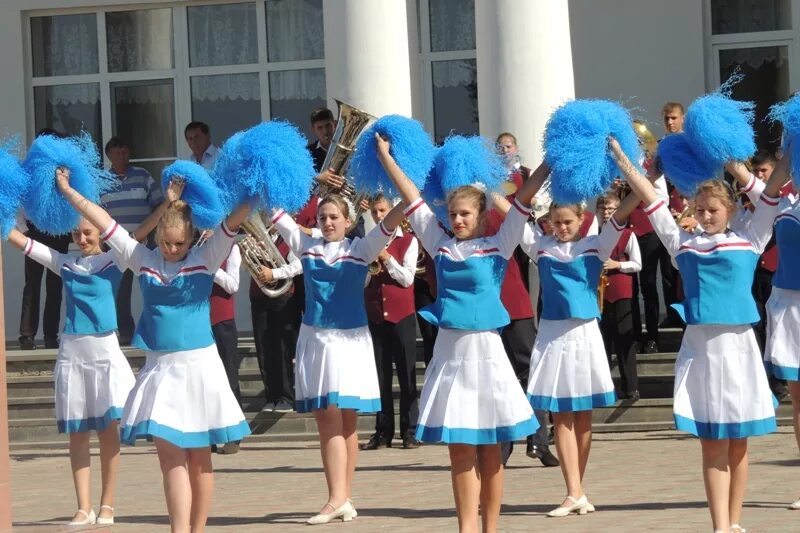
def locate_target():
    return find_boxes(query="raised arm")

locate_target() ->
[514,161,549,210]
[56,167,113,231]
[609,138,660,206]
[132,180,185,242]
[375,134,421,204]
[355,202,407,262]
[7,228,28,251]
[611,190,641,226]
[6,228,63,275]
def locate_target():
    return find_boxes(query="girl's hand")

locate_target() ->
[375,133,391,158]
[608,137,623,160]
[55,166,71,192]
[166,178,185,203]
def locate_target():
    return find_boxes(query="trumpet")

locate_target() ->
[239,211,293,298]
[598,270,610,312]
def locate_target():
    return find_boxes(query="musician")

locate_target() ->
[596,192,642,401]
[306,108,335,173]
[361,194,420,450]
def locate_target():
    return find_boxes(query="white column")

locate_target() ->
[322,0,413,118]
[475,0,575,166]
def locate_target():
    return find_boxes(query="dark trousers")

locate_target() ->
[115,270,136,342]
[637,232,678,343]
[212,319,241,403]
[251,294,297,403]
[370,314,419,439]
[414,278,438,366]
[499,317,549,463]
[600,298,639,396]
[19,223,70,340]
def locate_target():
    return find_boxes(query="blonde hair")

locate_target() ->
[156,200,193,243]
[447,185,486,214]
[318,194,352,221]
[549,202,585,217]
[695,179,736,214]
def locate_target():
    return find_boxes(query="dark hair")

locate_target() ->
[104,136,129,155]
[310,108,334,124]
[751,149,777,168]
[495,132,517,145]
[184,121,210,136]
[369,192,387,207]
[596,191,621,209]
[36,127,63,138]
[662,102,685,115]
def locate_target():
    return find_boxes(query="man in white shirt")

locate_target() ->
[184,121,220,171]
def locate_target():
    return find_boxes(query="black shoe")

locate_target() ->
[402,435,421,449]
[527,444,560,467]
[359,433,391,450]
[642,340,659,354]
[44,336,59,349]
[629,390,641,402]
[547,426,555,445]
[18,336,36,350]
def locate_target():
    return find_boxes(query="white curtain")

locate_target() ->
[106,9,173,73]
[719,45,788,71]
[31,13,98,77]
[265,0,324,62]
[188,2,258,67]
[191,73,261,103]
[711,0,790,34]
[428,0,476,52]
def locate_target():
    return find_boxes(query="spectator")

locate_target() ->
[101,136,163,345]
[184,121,219,171]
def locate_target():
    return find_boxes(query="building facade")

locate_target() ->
[0,0,797,337]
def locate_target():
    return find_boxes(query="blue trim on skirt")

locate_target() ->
[120,419,252,448]
[415,416,540,445]
[527,391,617,412]
[764,361,800,382]
[673,414,777,440]
[295,392,381,414]
[57,406,124,434]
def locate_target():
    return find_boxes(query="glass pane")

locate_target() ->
[719,46,790,152]
[34,84,102,146]
[429,0,475,52]
[265,0,324,62]
[31,14,98,77]
[106,9,173,72]
[111,80,176,159]
[133,159,173,185]
[188,3,258,67]
[268,68,326,139]
[191,73,262,145]
[711,0,791,34]
[432,59,478,144]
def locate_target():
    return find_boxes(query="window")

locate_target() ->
[711,0,791,34]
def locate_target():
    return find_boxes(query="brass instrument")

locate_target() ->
[598,270,610,312]
[314,99,376,220]
[368,259,383,276]
[239,211,293,298]
[633,120,658,160]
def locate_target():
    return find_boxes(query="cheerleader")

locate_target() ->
[6,217,135,526]
[268,191,406,525]
[375,135,543,533]
[55,168,252,533]
[610,138,789,533]
[519,185,639,517]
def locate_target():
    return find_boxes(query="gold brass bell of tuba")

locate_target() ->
[239,211,293,298]
[633,119,658,160]
[314,99,377,220]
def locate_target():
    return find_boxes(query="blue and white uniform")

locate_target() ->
[645,192,779,439]
[404,196,538,445]
[271,208,393,413]
[523,218,624,411]
[21,238,135,434]
[102,220,251,448]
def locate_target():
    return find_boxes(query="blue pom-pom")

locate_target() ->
[684,76,756,167]
[161,161,225,229]
[210,130,246,214]
[220,121,315,213]
[0,138,29,238]
[657,133,719,196]
[769,92,800,187]
[544,99,641,204]
[21,132,113,235]
[350,115,435,196]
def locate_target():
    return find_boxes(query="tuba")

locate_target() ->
[633,119,658,161]
[314,99,377,220]
[239,211,293,298]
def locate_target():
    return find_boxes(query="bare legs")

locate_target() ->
[313,406,359,513]
[448,443,504,533]
[552,411,593,505]
[155,438,214,533]
[68,422,122,522]
[700,437,749,532]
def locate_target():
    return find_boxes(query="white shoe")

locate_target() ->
[262,401,275,412]
[790,497,800,510]
[348,499,357,518]
[307,500,356,525]
[96,504,114,525]
[68,509,96,525]
[273,400,294,413]
[585,500,595,512]
[547,495,588,517]
[731,525,746,533]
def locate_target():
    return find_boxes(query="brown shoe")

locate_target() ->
[217,442,240,455]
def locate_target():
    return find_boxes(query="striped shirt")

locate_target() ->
[101,166,163,231]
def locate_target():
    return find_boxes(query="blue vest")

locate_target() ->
[133,272,215,351]
[419,255,510,330]
[61,263,123,335]
[302,258,369,329]
[538,255,603,320]
[774,214,800,291]
[673,250,760,325]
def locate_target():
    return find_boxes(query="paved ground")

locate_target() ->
[8,428,800,532]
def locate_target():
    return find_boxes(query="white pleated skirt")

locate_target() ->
[673,324,776,440]
[55,332,135,434]
[294,323,381,413]
[119,344,251,448]
[526,318,616,412]
[764,287,800,381]
[415,328,538,445]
